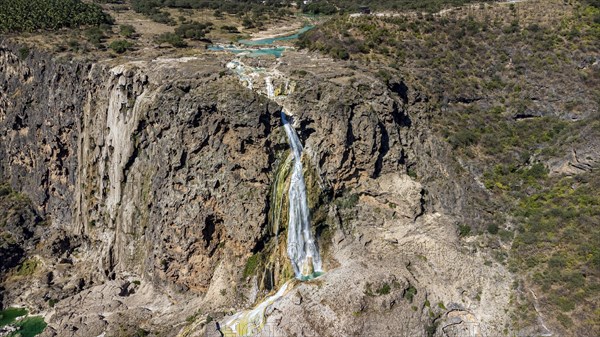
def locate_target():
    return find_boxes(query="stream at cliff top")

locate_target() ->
[238,25,314,46]
[208,25,314,58]
[219,73,322,337]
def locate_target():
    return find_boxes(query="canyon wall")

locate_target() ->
[0,42,514,337]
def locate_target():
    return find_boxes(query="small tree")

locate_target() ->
[175,21,213,40]
[109,40,133,54]
[155,33,187,48]
[119,24,136,38]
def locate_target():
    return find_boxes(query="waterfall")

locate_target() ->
[265,76,274,98]
[281,112,322,278]
[266,76,322,279]
[219,75,323,337]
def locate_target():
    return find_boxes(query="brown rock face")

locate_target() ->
[0,43,516,337]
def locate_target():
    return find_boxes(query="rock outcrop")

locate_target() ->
[0,42,515,337]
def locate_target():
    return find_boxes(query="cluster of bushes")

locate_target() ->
[153,21,213,47]
[131,0,176,25]
[131,0,292,25]
[0,0,112,33]
[155,32,187,47]
[220,25,239,34]
[302,0,494,14]
[175,21,213,39]
[134,0,287,12]
[511,172,600,329]
[298,2,599,334]
[109,39,133,53]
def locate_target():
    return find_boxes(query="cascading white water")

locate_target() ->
[281,112,323,278]
[265,77,322,279]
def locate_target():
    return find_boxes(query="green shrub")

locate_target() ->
[221,25,239,33]
[557,313,573,327]
[376,283,391,295]
[426,321,438,337]
[175,21,212,40]
[119,24,136,38]
[404,285,417,302]
[448,130,479,149]
[458,224,471,237]
[487,223,499,235]
[243,252,263,278]
[334,193,359,209]
[84,27,107,46]
[17,47,29,60]
[554,296,575,312]
[16,258,39,276]
[155,33,187,48]
[109,40,133,54]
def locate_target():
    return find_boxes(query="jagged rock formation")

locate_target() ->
[1,41,517,337]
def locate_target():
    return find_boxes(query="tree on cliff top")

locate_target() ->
[0,0,113,33]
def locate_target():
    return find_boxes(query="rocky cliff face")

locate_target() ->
[0,42,515,337]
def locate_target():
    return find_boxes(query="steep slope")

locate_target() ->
[297,0,600,335]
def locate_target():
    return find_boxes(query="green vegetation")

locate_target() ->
[221,25,240,34]
[0,308,46,337]
[119,24,136,38]
[175,21,213,40]
[458,224,471,237]
[510,172,600,328]
[148,19,215,48]
[84,26,109,47]
[131,0,291,15]
[47,299,58,308]
[17,47,30,60]
[334,193,359,209]
[426,321,439,337]
[365,282,392,296]
[109,40,133,54]
[303,0,494,14]
[243,252,263,278]
[0,308,28,327]
[9,316,47,337]
[155,32,187,48]
[376,283,391,295]
[297,1,600,104]
[0,0,112,33]
[131,0,176,25]
[16,258,39,276]
[185,310,202,323]
[403,285,417,302]
[131,0,292,29]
